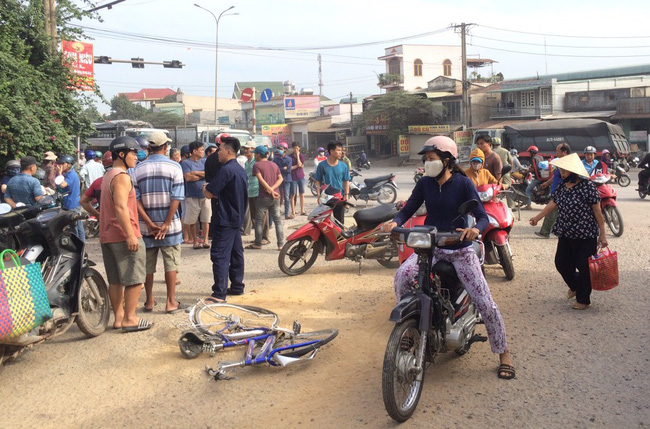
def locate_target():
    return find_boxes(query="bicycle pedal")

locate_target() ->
[293,320,301,334]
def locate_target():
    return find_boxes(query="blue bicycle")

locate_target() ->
[178,301,338,380]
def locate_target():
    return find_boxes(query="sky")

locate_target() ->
[73,0,650,114]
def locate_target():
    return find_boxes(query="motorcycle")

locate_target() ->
[355,156,371,170]
[348,170,398,205]
[638,178,650,199]
[591,174,623,237]
[382,200,487,422]
[278,186,400,276]
[611,162,631,187]
[0,198,110,365]
[477,182,515,280]
[413,167,424,183]
[510,167,551,211]
[83,200,100,238]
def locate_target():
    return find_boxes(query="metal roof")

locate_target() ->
[518,64,650,82]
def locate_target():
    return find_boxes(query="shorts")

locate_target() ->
[184,197,211,224]
[101,239,146,286]
[291,178,305,195]
[146,244,181,274]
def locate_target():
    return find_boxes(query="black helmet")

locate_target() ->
[109,136,140,154]
[134,136,149,149]
[56,154,75,165]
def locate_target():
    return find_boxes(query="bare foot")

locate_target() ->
[113,308,124,329]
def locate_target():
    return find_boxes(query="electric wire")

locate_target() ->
[479,24,650,39]
[467,42,650,58]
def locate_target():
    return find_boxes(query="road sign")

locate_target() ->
[241,87,254,102]
[260,88,273,103]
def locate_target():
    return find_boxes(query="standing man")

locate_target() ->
[249,146,283,250]
[100,136,152,332]
[290,142,306,216]
[181,141,211,249]
[202,137,248,301]
[4,156,44,207]
[80,149,105,189]
[43,151,58,190]
[525,146,545,210]
[476,134,503,181]
[491,137,514,208]
[314,141,350,225]
[536,143,571,238]
[133,131,187,313]
[273,142,293,219]
[55,154,85,241]
[243,142,269,243]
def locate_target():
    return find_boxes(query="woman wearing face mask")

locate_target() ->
[530,153,607,310]
[383,136,515,380]
[465,148,498,188]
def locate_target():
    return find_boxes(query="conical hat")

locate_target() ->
[550,153,589,178]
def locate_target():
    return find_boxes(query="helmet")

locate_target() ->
[84,149,95,160]
[215,133,231,145]
[417,135,458,158]
[34,168,46,181]
[492,137,502,146]
[109,136,140,154]
[134,136,149,149]
[6,160,20,176]
[56,154,75,165]
[584,146,597,154]
[279,142,289,149]
[510,148,518,156]
[317,147,325,152]
[527,146,539,153]
[601,149,610,154]
[180,145,190,156]
[102,151,113,167]
[94,151,102,159]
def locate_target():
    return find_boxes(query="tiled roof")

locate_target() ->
[120,88,176,101]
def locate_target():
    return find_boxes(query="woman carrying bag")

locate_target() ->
[529,153,608,310]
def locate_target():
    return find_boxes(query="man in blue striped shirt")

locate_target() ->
[133,131,187,313]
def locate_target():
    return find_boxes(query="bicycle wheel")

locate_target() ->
[272,329,338,358]
[193,303,278,337]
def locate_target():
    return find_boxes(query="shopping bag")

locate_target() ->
[588,246,619,291]
[0,249,52,341]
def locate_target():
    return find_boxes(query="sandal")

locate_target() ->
[205,296,226,304]
[122,318,154,333]
[193,243,202,250]
[245,244,262,250]
[166,301,190,314]
[572,302,591,310]
[143,300,157,312]
[497,364,516,380]
[261,239,270,245]
[566,289,576,300]
[202,242,210,249]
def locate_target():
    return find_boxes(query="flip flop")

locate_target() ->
[193,243,202,250]
[245,244,262,250]
[497,364,516,380]
[122,319,154,333]
[166,301,190,314]
[202,243,211,249]
[143,301,157,312]
[261,239,270,245]
[205,296,226,304]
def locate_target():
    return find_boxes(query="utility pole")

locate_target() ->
[452,23,474,130]
[349,92,354,137]
[43,0,57,54]
[318,54,323,97]
[252,87,257,133]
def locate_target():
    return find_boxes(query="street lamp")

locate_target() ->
[194,4,237,125]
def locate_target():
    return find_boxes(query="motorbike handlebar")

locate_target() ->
[71,212,89,222]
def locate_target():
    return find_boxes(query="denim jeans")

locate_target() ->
[525,178,540,206]
[72,206,85,242]
[255,197,283,247]
[281,182,292,217]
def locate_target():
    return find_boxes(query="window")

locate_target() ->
[443,59,452,77]
[388,58,400,76]
[540,88,551,106]
[520,91,535,107]
[442,101,461,122]
[414,59,423,77]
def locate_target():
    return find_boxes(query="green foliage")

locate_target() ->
[0,0,97,161]
[377,73,403,86]
[361,91,443,142]
[108,94,184,127]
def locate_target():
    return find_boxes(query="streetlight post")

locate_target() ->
[194,4,236,125]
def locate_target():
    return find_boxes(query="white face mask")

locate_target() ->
[424,160,444,177]
[471,162,482,171]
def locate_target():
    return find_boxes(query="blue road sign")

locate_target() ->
[261,88,273,103]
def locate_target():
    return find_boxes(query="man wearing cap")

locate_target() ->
[4,156,44,208]
[132,131,187,313]
[43,151,58,189]
[55,154,85,241]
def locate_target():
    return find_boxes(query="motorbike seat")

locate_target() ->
[364,174,393,188]
[432,261,463,296]
[0,211,25,229]
[353,204,397,231]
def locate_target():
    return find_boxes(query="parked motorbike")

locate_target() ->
[477,182,515,280]
[355,156,371,170]
[591,174,623,237]
[348,170,398,205]
[382,200,487,422]
[0,198,110,365]
[413,167,424,183]
[278,186,399,276]
[307,172,318,197]
[611,162,631,187]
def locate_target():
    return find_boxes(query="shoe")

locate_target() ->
[566,289,576,300]
[523,205,532,210]
[226,288,244,296]
[534,231,550,239]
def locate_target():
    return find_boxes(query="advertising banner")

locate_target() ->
[61,40,94,91]
[284,96,320,118]
[261,124,291,145]
[398,135,409,156]
[408,125,450,134]
[453,130,473,146]
[366,114,389,135]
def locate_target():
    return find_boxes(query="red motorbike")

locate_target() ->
[278,186,400,276]
[591,174,623,237]
[477,183,515,280]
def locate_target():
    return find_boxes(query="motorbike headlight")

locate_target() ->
[478,188,493,202]
[406,232,432,249]
[319,193,331,205]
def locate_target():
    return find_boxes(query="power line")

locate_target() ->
[470,34,650,49]
[468,42,650,58]
[479,24,650,39]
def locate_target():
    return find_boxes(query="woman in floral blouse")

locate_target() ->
[529,153,607,310]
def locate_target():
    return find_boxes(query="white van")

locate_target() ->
[200,128,253,147]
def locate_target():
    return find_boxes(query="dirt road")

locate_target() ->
[1,163,648,428]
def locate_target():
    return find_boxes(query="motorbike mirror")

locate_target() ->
[38,195,55,207]
[0,203,11,215]
[458,199,478,215]
[501,164,512,176]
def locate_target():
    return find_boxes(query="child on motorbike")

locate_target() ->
[383,136,515,380]
[464,148,498,188]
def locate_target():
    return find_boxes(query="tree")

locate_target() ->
[361,91,443,143]
[108,94,147,120]
[0,0,98,160]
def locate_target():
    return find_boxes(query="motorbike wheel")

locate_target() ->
[364,163,370,170]
[604,206,624,237]
[377,238,400,269]
[640,189,648,199]
[309,181,318,197]
[497,245,515,281]
[278,237,322,276]
[618,175,631,187]
[382,318,426,423]
[84,219,99,238]
[75,267,110,337]
[377,185,397,205]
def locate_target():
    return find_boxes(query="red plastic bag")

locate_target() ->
[589,246,619,291]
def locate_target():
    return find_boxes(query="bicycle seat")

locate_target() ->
[364,174,393,187]
[353,204,397,231]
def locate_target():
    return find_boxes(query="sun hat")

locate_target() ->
[550,153,589,178]
[44,151,57,161]
[243,141,257,149]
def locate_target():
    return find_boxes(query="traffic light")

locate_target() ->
[94,56,112,64]
[131,58,144,69]
[163,60,183,69]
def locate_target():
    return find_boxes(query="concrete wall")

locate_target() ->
[553,75,650,113]
[382,44,462,92]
